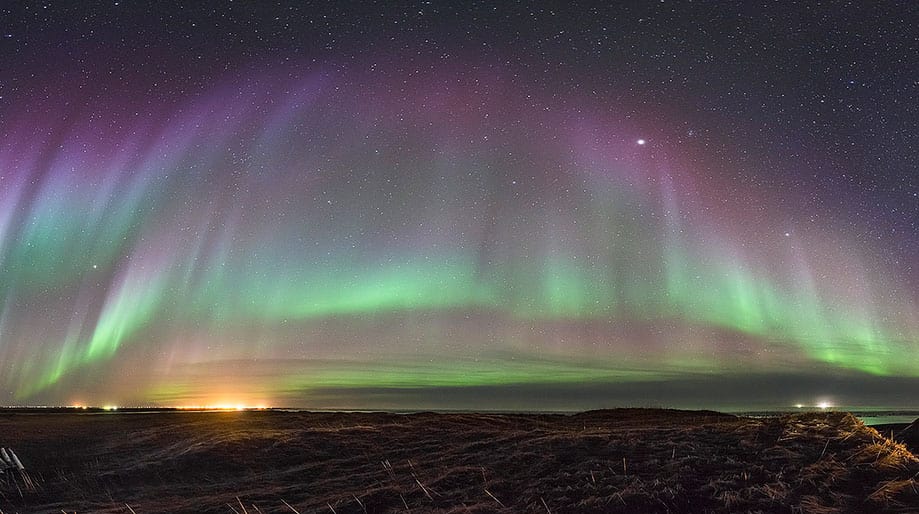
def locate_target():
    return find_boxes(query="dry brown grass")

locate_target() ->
[0,409,916,513]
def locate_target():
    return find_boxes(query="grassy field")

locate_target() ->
[1,409,917,513]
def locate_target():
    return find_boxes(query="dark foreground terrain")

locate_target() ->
[1,409,917,513]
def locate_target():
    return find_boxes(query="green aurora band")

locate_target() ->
[0,69,917,408]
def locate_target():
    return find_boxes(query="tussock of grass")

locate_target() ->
[852,440,917,471]
[868,478,919,508]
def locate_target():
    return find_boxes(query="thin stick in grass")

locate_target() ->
[400,493,410,511]
[281,499,301,513]
[415,477,434,500]
[485,489,505,507]
[353,495,367,514]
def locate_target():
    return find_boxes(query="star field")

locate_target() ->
[0,2,917,410]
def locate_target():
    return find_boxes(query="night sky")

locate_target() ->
[1,2,917,410]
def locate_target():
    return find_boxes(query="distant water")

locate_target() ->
[858,415,917,426]
[729,409,919,427]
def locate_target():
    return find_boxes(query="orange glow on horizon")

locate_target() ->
[173,403,271,411]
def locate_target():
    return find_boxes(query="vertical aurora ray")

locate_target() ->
[0,64,916,407]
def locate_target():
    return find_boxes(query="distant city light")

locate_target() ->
[174,403,270,411]
[818,401,831,410]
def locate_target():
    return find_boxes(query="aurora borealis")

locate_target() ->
[1,2,918,410]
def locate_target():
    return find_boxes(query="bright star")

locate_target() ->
[636,139,646,145]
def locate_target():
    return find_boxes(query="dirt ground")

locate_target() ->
[1,409,917,513]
